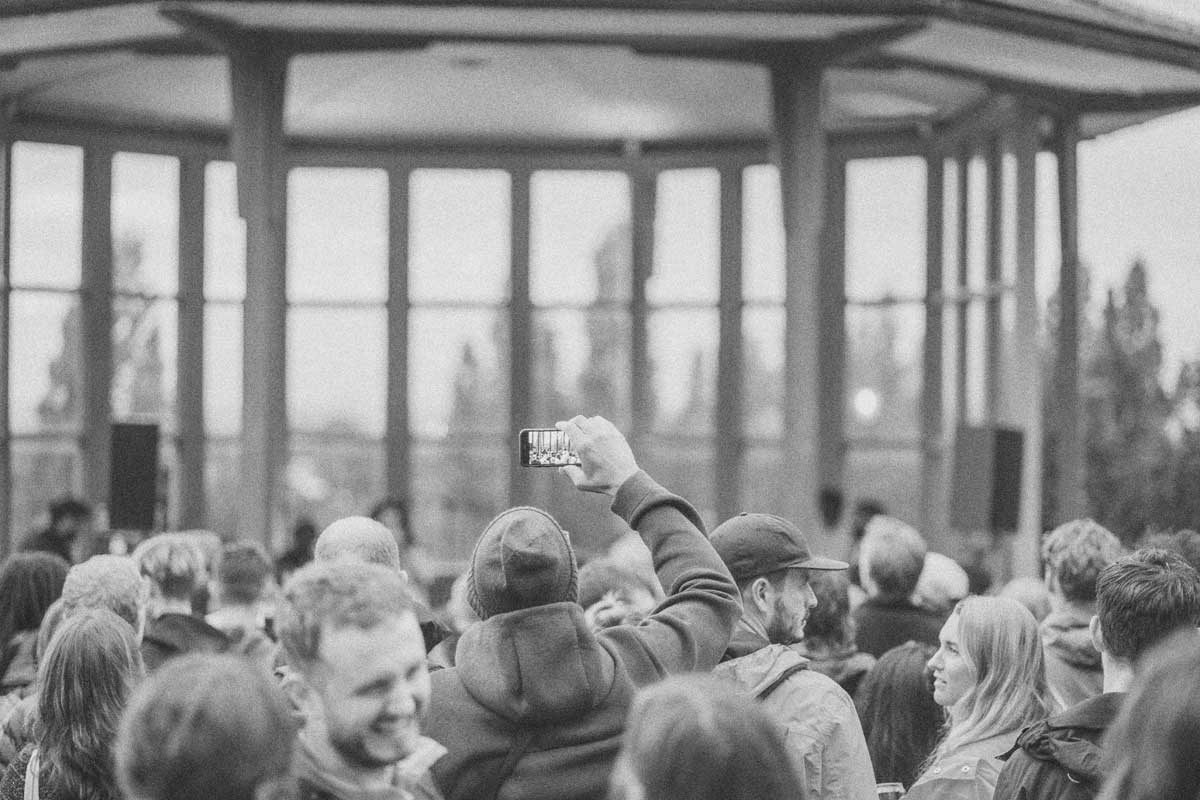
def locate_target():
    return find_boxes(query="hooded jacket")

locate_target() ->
[714,625,877,800]
[1039,610,1103,710]
[992,692,1124,800]
[424,471,741,800]
[905,730,1017,800]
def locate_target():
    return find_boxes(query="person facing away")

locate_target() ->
[993,548,1200,800]
[0,608,144,800]
[854,641,943,791]
[905,597,1051,800]
[20,498,92,566]
[607,674,808,800]
[276,560,446,800]
[424,415,742,800]
[709,512,876,800]
[1094,628,1200,800]
[132,535,230,671]
[206,542,276,671]
[0,553,69,699]
[794,569,876,696]
[116,653,297,800]
[1035,519,1124,710]
[852,516,946,658]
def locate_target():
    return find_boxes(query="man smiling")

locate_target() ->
[711,513,876,800]
[277,561,445,800]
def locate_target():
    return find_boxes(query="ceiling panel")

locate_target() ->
[0,5,178,57]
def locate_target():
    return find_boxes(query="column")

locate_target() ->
[1054,116,1086,521]
[176,156,206,528]
[629,167,655,455]
[818,153,846,499]
[0,140,10,553]
[715,167,744,521]
[920,152,948,542]
[386,166,410,505]
[230,42,288,543]
[508,170,532,503]
[80,148,114,513]
[772,58,830,535]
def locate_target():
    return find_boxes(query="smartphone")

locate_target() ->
[519,428,581,468]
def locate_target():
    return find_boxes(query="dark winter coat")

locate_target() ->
[992,692,1124,800]
[424,471,742,800]
[140,612,231,672]
[852,598,946,658]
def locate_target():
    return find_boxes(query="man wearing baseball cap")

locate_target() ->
[711,513,877,800]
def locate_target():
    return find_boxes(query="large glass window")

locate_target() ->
[8,143,85,543]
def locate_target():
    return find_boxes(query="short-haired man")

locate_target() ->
[133,534,230,671]
[711,513,876,800]
[278,561,443,800]
[207,542,275,669]
[424,415,741,800]
[852,516,944,657]
[1037,519,1124,709]
[21,497,93,565]
[994,548,1200,800]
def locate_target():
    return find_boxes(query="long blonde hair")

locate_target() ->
[928,596,1051,762]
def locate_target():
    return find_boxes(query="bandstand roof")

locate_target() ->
[2,0,1200,148]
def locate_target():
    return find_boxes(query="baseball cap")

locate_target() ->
[710,512,847,581]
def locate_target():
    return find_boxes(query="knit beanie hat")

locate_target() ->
[468,507,579,620]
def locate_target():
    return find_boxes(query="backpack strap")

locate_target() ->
[756,661,809,701]
[487,728,539,800]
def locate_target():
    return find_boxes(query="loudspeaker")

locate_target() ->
[110,423,159,530]
[950,425,1024,533]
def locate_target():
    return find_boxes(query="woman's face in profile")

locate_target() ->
[927,612,974,707]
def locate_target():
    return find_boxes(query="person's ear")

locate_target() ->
[1089,614,1105,654]
[750,576,774,615]
[280,667,319,720]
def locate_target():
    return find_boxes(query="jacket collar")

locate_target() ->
[294,735,447,800]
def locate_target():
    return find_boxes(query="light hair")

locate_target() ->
[1041,519,1123,603]
[61,555,146,629]
[276,561,413,674]
[928,597,1050,764]
[314,516,401,570]
[37,608,144,800]
[116,654,296,800]
[861,516,927,601]
[132,535,206,601]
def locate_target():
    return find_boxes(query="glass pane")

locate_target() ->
[844,446,921,532]
[10,438,80,545]
[283,435,385,533]
[640,440,716,530]
[412,440,507,561]
[649,168,719,305]
[742,446,782,519]
[287,168,388,303]
[10,142,83,289]
[531,171,630,306]
[743,164,785,303]
[1036,152,1061,310]
[649,309,717,435]
[112,152,179,296]
[965,301,987,423]
[288,307,386,437]
[409,308,508,438]
[967,155,988,289]
[530,309,631,429]
[409,169,510,304]
[743,307,784,440]
[526,468,630,563]
[1002,150,1018,286]
[205,303,242,437]
[112,297,178,430]
[846,304,923,441]
[10,292,81,434]
[942,158,960,294]
[845,157,926,301]
[204,439,240,539]
[204,161,246,302]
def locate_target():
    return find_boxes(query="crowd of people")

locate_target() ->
[1,414,1199,800]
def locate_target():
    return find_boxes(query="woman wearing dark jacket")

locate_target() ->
[0,554,69,701]
[0,608,144,800]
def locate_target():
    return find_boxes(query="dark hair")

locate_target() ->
[803,570,853,648]
[577,557,660,610]
[217,543,271,606]
[0,552,69,676]
[117,654,296,800]
[37,608,143,800]
[49,498,91,526]
[861,517,926,601]
[1142,529,1200,576]
[1096,548,1200,661]
[855,641,942,789]
[620,674,805,800]
[850,498,886,541]
[1098,629,1200,800]
[1041,519,1123,603]
[369,497,413,548]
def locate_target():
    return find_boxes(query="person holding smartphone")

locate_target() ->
[423,415,742,800]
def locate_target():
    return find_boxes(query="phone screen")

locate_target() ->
[519,428,581,467]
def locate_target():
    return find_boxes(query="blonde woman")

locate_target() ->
[905,597,1052,800]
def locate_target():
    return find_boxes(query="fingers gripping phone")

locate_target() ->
[519,428,581,468]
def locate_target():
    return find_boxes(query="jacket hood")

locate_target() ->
[1041,611,1102,669]
[453,601,617,725]
[1008,692,1124,787]
[714,632,809,697]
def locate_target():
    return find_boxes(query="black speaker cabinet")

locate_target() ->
[950,425,1024,533]
[110,423,159,530]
